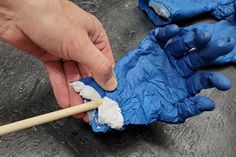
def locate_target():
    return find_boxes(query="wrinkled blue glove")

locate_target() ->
[171,20,236,64]
[139,0,236,26]
[81,25,234,132]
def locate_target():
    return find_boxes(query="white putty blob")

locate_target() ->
[70,81,101,100]
[98,97,123,129]
[70,81,124,129]
[149,1,170,19]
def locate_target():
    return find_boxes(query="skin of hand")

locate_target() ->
[0,0,117,121]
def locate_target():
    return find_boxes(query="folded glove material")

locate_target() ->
[78,25,234,132]
[178,20,236,64]
[139,0,236,26]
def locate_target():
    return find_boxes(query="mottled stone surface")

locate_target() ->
[0,0,235,157]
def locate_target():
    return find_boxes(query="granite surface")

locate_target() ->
[0,1,235,156]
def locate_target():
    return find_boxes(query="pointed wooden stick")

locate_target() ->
[0,99,103,136]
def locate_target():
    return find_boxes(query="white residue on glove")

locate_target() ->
[149,1,170,18]
[70,81,124,129]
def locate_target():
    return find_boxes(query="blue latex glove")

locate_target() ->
[80,25,234,132]
[171,20,236,64]
[139,0,236,26]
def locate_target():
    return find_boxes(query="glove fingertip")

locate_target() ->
[191,96,215,112]
[218,36,235,50]
[212,37,235,58]
[154,24,179,39]
[165,24,179,38]
[210,73,232,91]
[166,24,179,34]
[194,28,212,46]
[177,96,215,122]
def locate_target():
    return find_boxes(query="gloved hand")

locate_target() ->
[73,25,234,132]
[139,0,236,26]
[173,20,236,64]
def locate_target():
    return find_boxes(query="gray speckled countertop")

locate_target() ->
[0,1,235,157]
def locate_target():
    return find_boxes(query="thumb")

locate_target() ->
[79,39,117,91]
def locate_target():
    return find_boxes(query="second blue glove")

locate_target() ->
[139,0,236,26]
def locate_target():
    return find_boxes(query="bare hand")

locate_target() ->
[0,0,117,120]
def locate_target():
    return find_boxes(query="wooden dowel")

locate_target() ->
[0,99,102,136]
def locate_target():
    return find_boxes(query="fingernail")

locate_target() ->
[104,71,117,91]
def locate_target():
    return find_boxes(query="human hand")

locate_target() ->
[0,0,117,119]
[72,25,234,132]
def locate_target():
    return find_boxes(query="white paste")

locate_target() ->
[71,81,124,129]
[70,81,85,93]
[70,81,101,100]
[149,1,170,19]
[98,97,124,129]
